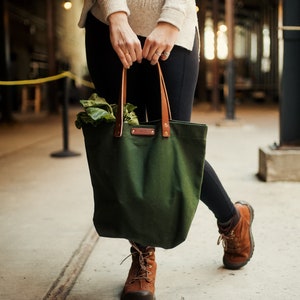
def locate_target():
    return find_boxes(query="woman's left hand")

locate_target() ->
[142,22,179,65]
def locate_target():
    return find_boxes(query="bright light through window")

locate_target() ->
[204,18,228,60]
[219,24,227,33]
[261,24,271,72]
[204,22,215,60]
[217,26,228,59]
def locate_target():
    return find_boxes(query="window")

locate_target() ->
[204,18,228,60]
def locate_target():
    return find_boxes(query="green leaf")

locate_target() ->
[80,94,114,115]
[75,93,139,128]
[85,107,115,121]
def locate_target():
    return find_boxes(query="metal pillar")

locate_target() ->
[225,0,235,119]
[0,0,13,122]
[280,0,300,147]
[46,0,59,114]
[51,76,80,158]
[258,0,300,181]
[211,0,220,110]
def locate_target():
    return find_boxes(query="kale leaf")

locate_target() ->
[75,93,139,129]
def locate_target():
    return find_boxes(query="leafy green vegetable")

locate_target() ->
[75,93,139,129]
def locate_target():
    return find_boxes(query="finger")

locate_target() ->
[150,50,162,65]
[122,43,143,65]
[128,47,142,63]
[141,40,151,60]
[111,38,133,68]
[114,47,132,69]
[128,50,136,62]
[124,52,134,66]
[118,35,142,58]
[160,50,171,61]
[142,39,160,61]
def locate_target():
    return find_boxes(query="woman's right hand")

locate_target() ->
[108,12,143,69]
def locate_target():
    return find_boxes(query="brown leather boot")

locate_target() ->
[217,201,254,270]
[121,242,156,300]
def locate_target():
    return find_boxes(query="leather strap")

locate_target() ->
[114,63,172,138]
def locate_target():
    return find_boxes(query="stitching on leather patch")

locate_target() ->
[131,127,155,136]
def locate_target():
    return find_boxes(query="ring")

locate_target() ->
[161,51,170,57]
[154,51,162,56]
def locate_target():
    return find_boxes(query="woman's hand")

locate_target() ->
[142,22,179,65]
[108,12,143,69]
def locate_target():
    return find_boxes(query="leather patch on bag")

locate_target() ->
[131,127,155,136]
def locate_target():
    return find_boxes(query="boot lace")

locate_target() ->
[121,243,153,283]
[217,230,239,252]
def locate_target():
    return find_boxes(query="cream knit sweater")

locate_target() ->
[78,0,198,51]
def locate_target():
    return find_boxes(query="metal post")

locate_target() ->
[280,0,300,147]
[0,0,13,123]
[225,0,235,119]
[46,0,59,114]
[258,0,300,182]
[51,76,80,158]
[212,0,220,110]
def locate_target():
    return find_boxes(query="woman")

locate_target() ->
[78,1,254,299]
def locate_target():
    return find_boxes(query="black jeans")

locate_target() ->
[85,12,236,223]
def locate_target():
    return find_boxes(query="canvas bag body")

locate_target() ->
[81,64,207,249]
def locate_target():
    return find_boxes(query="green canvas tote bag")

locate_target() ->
[80,64,207,249]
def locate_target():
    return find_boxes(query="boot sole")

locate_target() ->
[223,200,255,270]
[121,291,155,300]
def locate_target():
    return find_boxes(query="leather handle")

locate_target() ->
[114,63,172,137]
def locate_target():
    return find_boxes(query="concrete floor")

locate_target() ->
[0,103,299,300]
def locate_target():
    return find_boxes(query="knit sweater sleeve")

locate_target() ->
[100,0,130,20]
[158,0,188,31]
